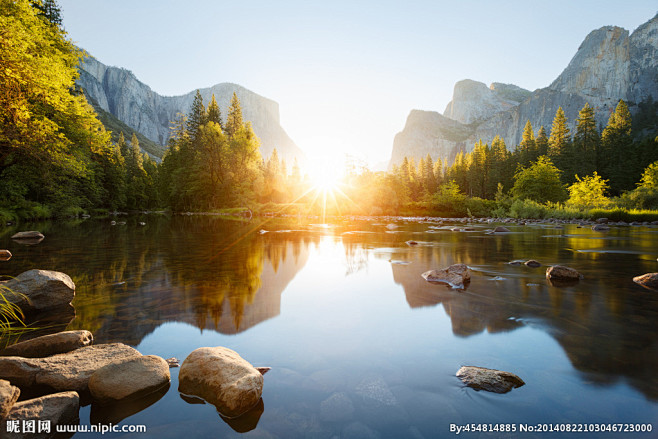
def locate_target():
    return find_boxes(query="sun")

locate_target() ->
[308,156,343,193]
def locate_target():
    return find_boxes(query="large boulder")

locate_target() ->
[0,379,20,419]
[421,264,471,289]
[0,343,141,392]
[3,391,79,438]
[3,270,75,312]
[89,355,170,405]
[546,265,583,282]
[456,366,525,394]
[178,347,263,418]
[0,330,93,358]
[633,273,658,290]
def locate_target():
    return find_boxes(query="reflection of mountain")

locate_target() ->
[83,238,310,345]
[378,229,658,400]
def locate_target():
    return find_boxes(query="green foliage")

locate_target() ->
[567,172,610,208]
[511,156,567,203]
[0,284,26,334]
[430,180,468,216]
[638,160,658,188]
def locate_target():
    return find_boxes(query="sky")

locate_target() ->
[58,0,657,168]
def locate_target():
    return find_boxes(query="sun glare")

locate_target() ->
[308,157,343,193]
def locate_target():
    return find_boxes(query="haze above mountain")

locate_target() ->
[390,13,658,168]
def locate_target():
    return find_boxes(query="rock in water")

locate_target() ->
[178,347,263,418]
[546,265,583,282]
[591,224,610,231]
[3,270,75,312]
[0,250,11,261]
[3,391,79,435]
[0,379,20,419]
[0,330,93,358]
[456,366,525,394]
[0,343,141,392]
[493,226,511,233]
[89,355,170,405]
[524,260,541,268]
[10,231,44,240]
[406,240,419,246]
[421,264,471,289]
[633,273,658,290]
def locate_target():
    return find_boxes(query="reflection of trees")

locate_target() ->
[1,217,311,345]
[381,223,658,400]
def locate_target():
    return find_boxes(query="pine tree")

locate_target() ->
[225,92,243,139]
[535,126,549,157]
[31,0,62,28]
[423,153,436,194]
[573,103,598,176]
[206,93,223,127]
[548,107,573,180]
[518,120,536,165]
[600,100,635,192]
[187,90,206,144]
[117,131,129,159]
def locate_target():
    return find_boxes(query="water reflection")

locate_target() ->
[378,223,658,400]
[2,218,657,410]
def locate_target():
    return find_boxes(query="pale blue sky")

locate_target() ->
[58,0,657,167]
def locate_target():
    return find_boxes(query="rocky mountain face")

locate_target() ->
[77,56,305,162]
[390,13,658,168]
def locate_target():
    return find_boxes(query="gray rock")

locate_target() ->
[178,346,263,418]
[10,231,44,240]
[0,379,20,419]
[3,391,79,438]
[77,56,304,163]
[456,366,525,394]
[320,392,354,422]
[524,260,541,268]
[0,250,11,261]
[492,226,511,233]
[89,355,170,405]
[3,270,75,312]
[633,273,658,290]
[592,224,610,231]
[388,15,658,168]
[421,264,470,289]
[0,330,93,358]
[0,343,141,392]
[546,265,583,282]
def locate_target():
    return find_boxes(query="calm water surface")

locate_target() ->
[1,216,658,438]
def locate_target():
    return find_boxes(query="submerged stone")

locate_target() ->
[633,273,658,290]
[0,250,11,261]
[456,366,525,394]
[546,265,582,282]
[421,264,471,289]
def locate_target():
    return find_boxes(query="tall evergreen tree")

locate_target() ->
[31,0,62,27]
[206,93,223,127]
[573,103,598,175]
[535,126,549,157]
[518,120,536,165]
[600,100,635,192]
[225,92,243,139]
[117,131,129,159]
[548,107,573,181]
[186,90,206,144]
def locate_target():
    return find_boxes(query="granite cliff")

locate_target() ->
[77,55,305,163]
[390,13,658,168]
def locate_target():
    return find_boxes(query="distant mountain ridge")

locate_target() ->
[77,55,305,163]
[389,13,658,168]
